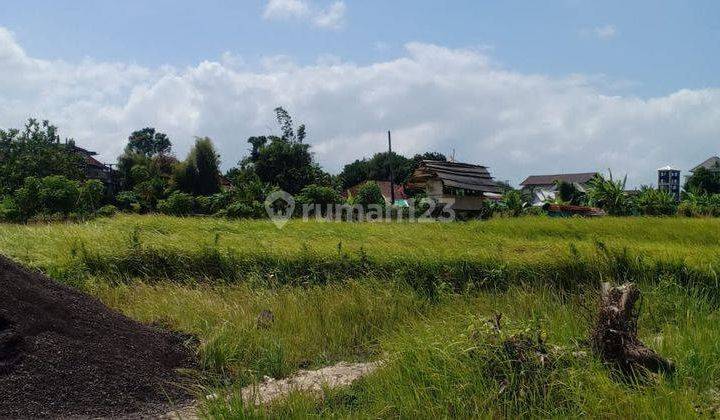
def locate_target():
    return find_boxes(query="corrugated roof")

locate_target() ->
[409,160,502,194]
[520,172,598,187]
[690,156,720,172]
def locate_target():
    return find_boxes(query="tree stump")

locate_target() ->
[591,283,674,377]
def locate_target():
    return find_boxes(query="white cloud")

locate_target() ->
[314,2,346,29]
[263,0,346,30]
[593,24,617,40]
[1,26,719,187]
[263,0,310,20]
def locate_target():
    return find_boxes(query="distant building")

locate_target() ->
[690,156,720,174]
[657,165,681,201]
[519,172,598,206]
[68,144,120,194]
[407,160,502,211]
[344,181,409,207]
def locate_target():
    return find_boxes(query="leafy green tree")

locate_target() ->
[297,184,342,205]
[240,109,326,194]
[117,128,174,193]
[339,151,446,190]
[174,137,221,196]
[684,167,720,195]
[126,128,172,157]
[38,175,80,215]
[355,181,386,209]
[0,119,85,195]
[586,172,630,216]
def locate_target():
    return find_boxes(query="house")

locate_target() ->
[345,181,409,207]
[68,144,120,194]
[519,172,598,206]
[407,160,502,211]
[690,156,720,173]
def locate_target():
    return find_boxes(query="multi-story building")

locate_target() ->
[657,165,681,201]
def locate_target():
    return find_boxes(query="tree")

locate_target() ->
[175,137,221,196]
[240,108,325,195]
[684,167,720,195]
[117,128,174,193]
[126,128,172,157]
[586,172,630,216]
[554,180,585,205]
[355,181,386,209]
[501,190,527,217]
[0,119,85,195]
[339,151,446,190]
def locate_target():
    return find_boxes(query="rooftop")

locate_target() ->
[408,160,502,194]
[520,172,598,187]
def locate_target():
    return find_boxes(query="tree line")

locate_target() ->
[0,110,444,222]
[2,111,719,223]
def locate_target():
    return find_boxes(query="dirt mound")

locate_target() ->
[0,256,196,418]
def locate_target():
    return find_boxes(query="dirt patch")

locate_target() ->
[163,361,381,419]
[0,255,196,418]
[241,361,381,405]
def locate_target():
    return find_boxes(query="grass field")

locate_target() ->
[2,215,720,418]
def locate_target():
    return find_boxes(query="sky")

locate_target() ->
[0,0,719,186]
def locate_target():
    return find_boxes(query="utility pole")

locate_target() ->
[387,131,395,205]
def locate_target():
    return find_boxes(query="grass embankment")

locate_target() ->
[1,215,719,417]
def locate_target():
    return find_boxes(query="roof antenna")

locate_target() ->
[450,148,456,162]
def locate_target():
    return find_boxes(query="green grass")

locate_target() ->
[2,215,720,418]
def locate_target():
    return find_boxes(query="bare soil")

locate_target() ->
[0,256,196,418]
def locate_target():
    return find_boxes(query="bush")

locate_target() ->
[38,176,80,215]
[97,205,118,218]
[0,196,21,222]
[115,191,140,211]
[222,201,264,219]
[636,188,676,216]
[77,180,105,213]
[194,196,213,215]
[157,191,195,216]
[13,177,42,220]
[355,181,385,209]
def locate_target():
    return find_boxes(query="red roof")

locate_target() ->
[345,181,408,201]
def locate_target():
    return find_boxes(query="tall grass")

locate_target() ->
[2,215,720,417]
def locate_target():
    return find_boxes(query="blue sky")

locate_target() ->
[0,1,719,185]
[2,0,718,96]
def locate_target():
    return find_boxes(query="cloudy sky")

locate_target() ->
[1,0,719,186]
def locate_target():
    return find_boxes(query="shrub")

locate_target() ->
[500,190,527,217]
[38,175,80,215]
[222,201,264,219]
[157,191,195,216]
[0,196,21,222]
[355,181,385,209]
[194,196,213,215]
[13,177,42,220]
[115,191,140,211]
[97,205,118,218]
[77,180,105,213]
[587,172,631,216]
[635,188,676,216]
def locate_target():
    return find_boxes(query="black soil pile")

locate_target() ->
[0,256,196,418]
